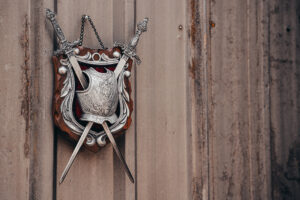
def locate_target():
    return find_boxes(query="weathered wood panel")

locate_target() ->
[0,0,299,199]
[269,0,300,199]
[0,0,54,199]
[0,1,31,199]
[208,0,272,199]
[135,0,190,199]
[29,0,55,199]
[187,0,210,199]
[112,1,136,200]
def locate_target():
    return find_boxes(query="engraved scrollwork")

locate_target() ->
[76,52,120,65]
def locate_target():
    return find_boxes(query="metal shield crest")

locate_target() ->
[52,46,133,152]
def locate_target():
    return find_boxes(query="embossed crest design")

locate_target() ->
[77,68,119,124]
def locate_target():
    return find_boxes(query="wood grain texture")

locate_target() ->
[55,1,115,199]
[1,0,299,199]
[209,0,271,199]
[136,0,189,199]
[0,1,31,199]
[0,0,54,199]
[28,1,55,199]
[187,0,210,199]
[269,0,300,199]
[112,0,136,199]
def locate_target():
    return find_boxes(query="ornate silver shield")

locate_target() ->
[58,50,131,148]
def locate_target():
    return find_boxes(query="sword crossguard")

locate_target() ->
[54,40,81,56]
[46,9,80,56]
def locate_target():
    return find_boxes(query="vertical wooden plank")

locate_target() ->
[122,1,137,196]
[269,0,300,199]
[112,0,136,200]
[209,1,250,197]
[55,1,115,200]
[136,0,189,199]
[29,0,55,199]
[187,0,210,199]
[0,0,54,199]
[0,1,31,199]
[209,0,271,199]
[247,0,272,199]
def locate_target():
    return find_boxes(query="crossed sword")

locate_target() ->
[46,9,148,184]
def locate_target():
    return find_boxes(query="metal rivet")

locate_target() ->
[178,25,183,30]
[124,71,131,77]
[74,48,80,55]
[58,66,67,75]
[113,51,121,59]
[86,135,96,146]
[97,135,107,147]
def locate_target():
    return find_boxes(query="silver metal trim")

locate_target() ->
[76,52,120,66]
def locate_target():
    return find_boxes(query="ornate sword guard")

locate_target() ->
[52,46,134,152]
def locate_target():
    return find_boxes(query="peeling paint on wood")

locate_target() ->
[19,15,31,158]
[0,0,31,199]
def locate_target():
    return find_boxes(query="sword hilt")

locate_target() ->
[46,9,66,43]
[46,9,80,56]
[114,18,148,64]
[53,40,81,56]
[129,18,148,49]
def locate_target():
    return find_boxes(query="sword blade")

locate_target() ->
[114,18,148,78]
[68,55,88,88]
[62,46,134,184]
[102,122,134,183]
[114,56,128,78]
[59,121,94,184]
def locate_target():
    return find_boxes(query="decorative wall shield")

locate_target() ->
[52,46,133,152]
[46,8,148,183]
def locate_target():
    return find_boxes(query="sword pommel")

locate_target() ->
[137,18,149,32]
[46,8,56,21]
[129,18,149,49]
[137,18,149,35]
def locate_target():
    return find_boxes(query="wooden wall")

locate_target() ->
[0,0,299,199]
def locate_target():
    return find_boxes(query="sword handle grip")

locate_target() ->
[119,18,148,63]
[129,18,149,49]
[46,9,66,43]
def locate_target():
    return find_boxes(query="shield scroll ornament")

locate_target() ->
[52,46,133,152]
